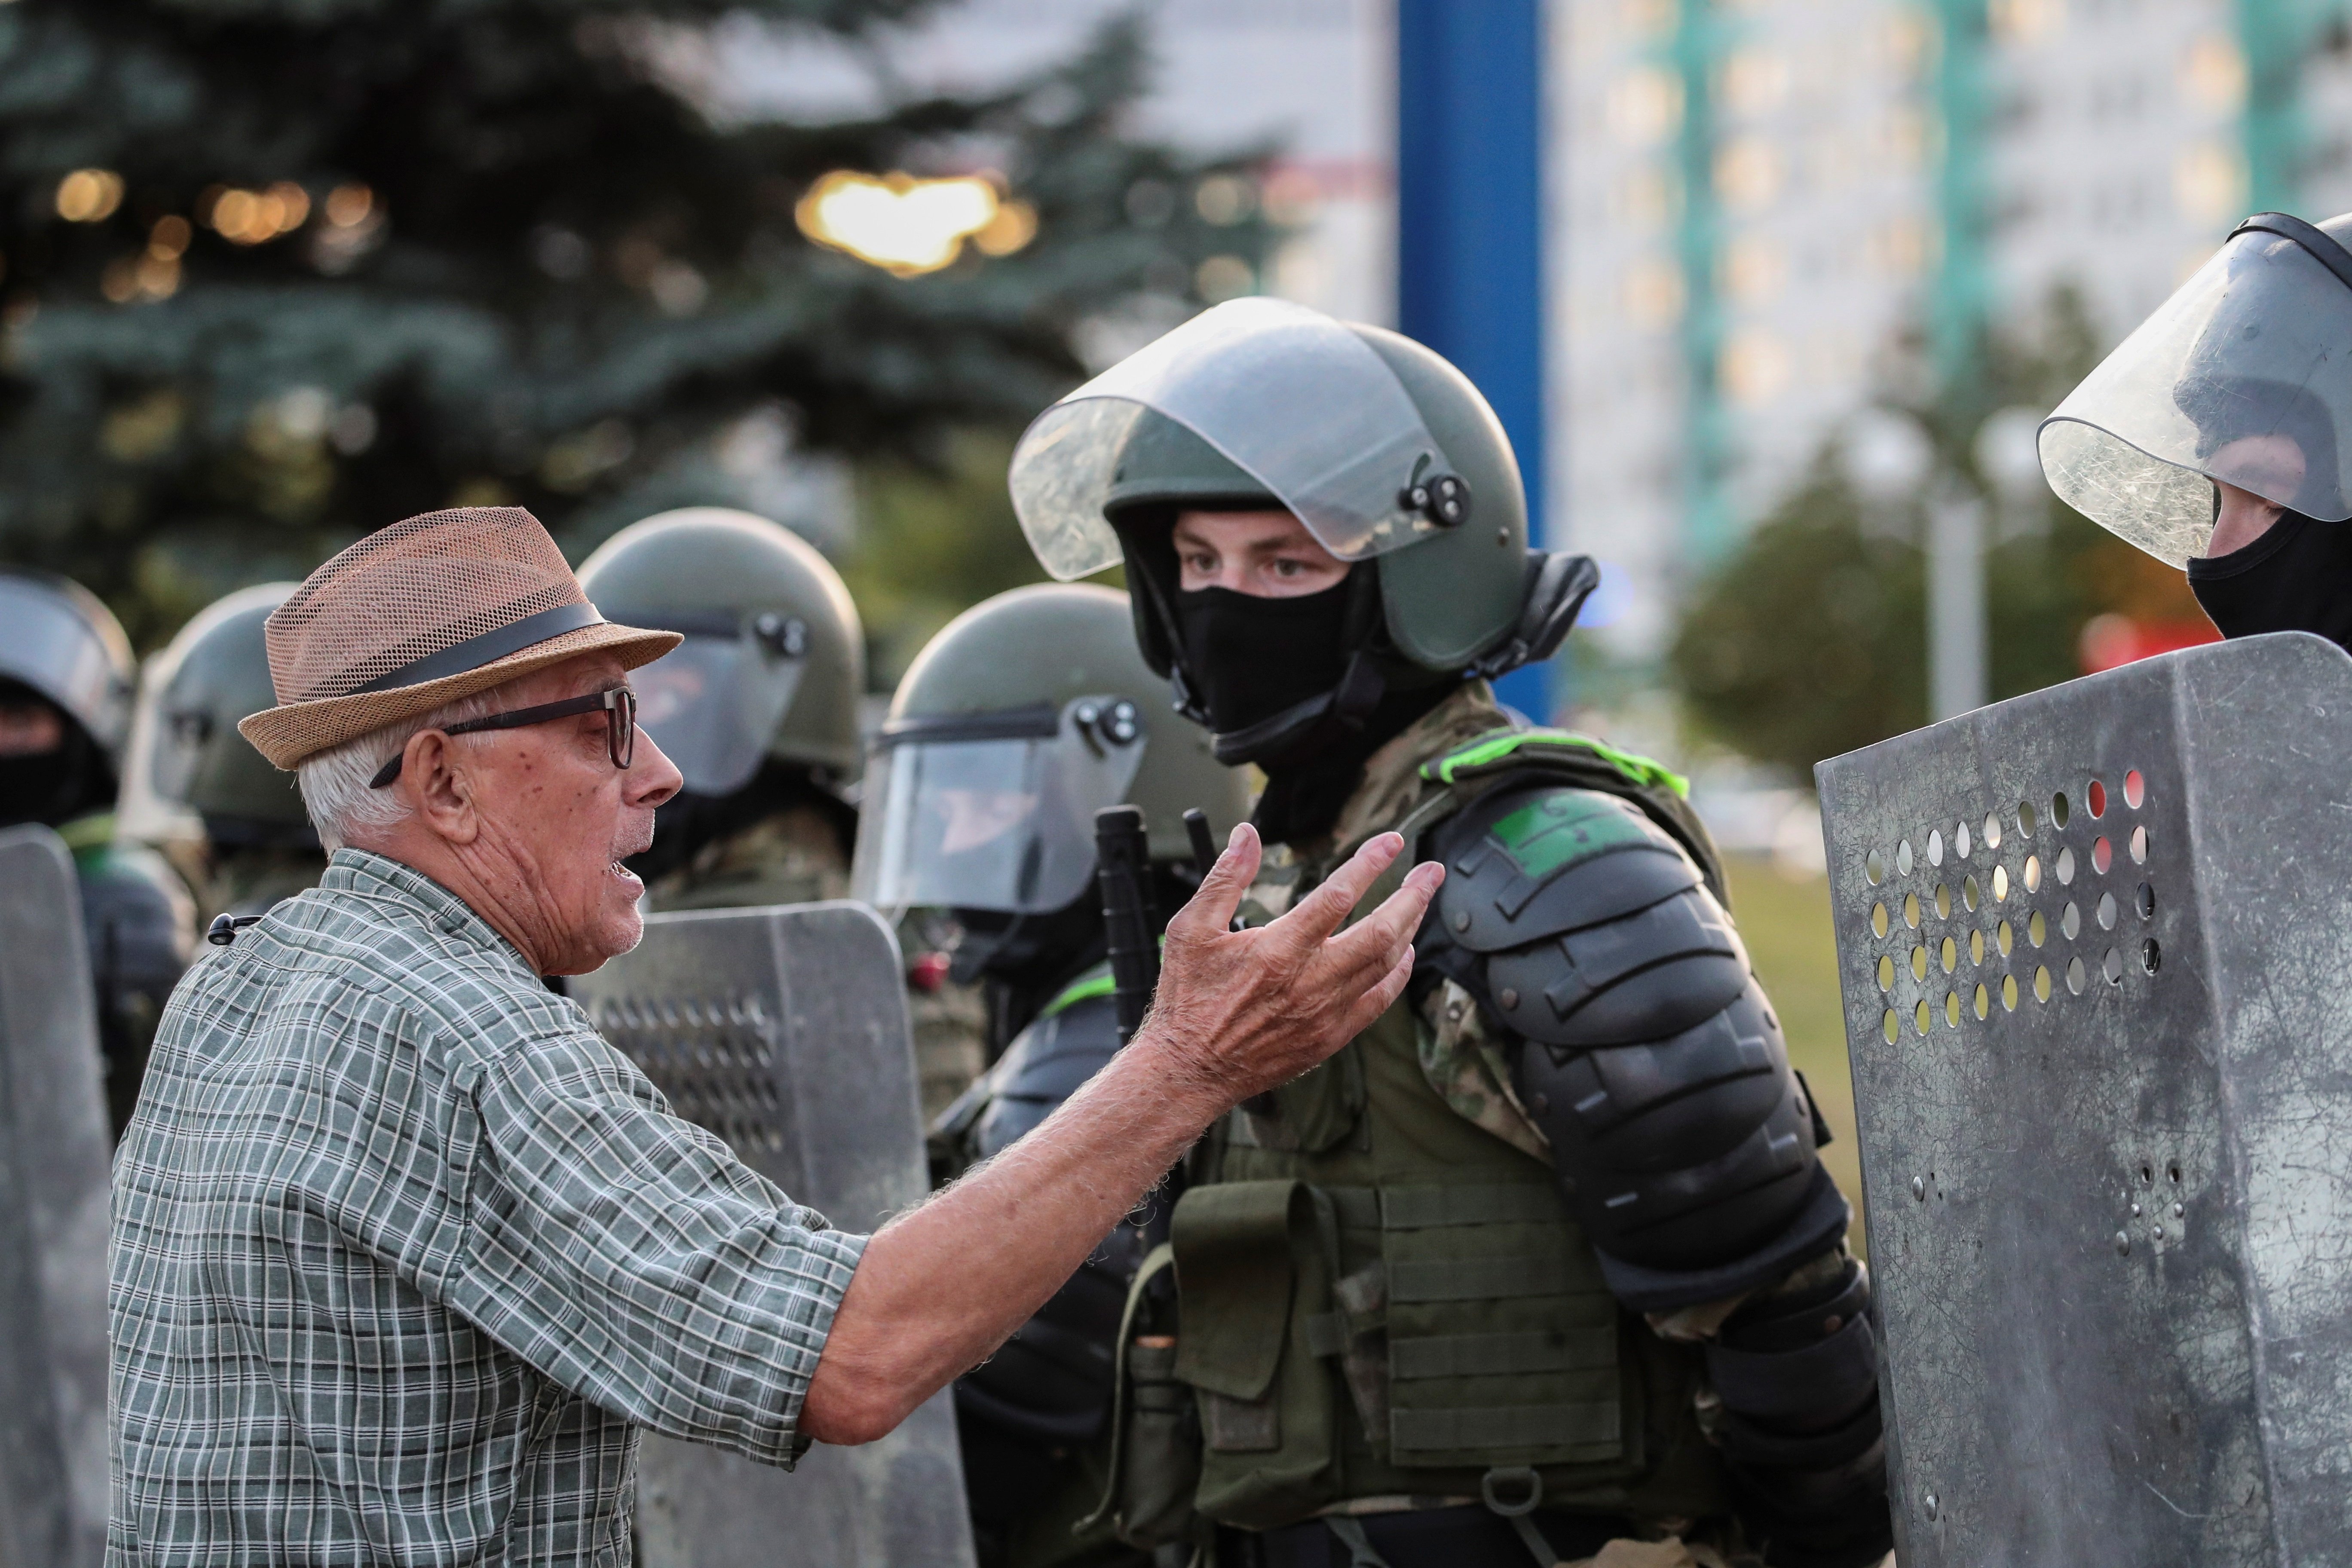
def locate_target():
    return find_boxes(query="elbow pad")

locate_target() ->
[1421,784,1846,1310]
[1708,1256,1894,1568]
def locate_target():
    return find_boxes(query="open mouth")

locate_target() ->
[609,858,643,888]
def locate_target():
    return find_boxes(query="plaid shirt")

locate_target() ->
[108,851,867,1567]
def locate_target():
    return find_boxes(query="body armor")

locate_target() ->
[936,966,1150,1568]
[1110,688,1884,1566]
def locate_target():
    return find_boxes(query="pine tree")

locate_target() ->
[0,0,1276,644]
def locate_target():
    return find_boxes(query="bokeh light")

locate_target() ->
[56,169,125,223]
[204,182,313,245]
[794,172,1030,277]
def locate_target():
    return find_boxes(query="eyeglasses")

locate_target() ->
[368,686,637,788]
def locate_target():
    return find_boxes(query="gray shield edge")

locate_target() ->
[0,826,115,1568]
[1816,631,2352,1567]
[569,899,978,1568]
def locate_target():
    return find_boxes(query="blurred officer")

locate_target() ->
[2041,209,2352,647]
[118,582,325,923]
[0,569,194,1134]
[1004,300,1890,1568]
[579,506,987,1115]
[858,582,1250,1568]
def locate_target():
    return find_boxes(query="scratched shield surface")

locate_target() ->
[1817,631,2352,1568]
[0,827,113,1568]
[570,900,977,1568]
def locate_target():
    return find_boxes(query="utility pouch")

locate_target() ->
[1115,1335,1200,1547]
[1171,1179,1342,1527]
[1080,1245,1202,1549]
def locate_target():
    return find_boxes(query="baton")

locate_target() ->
[1094,805,1160,1046]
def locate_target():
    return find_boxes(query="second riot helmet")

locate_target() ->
[116,582,312,851]
[577,507,864,795]
[851,582,1249,919]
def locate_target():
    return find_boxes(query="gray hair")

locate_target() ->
[297,687,502,851]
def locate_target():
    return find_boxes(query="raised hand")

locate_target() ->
[1138,822,1443,1108]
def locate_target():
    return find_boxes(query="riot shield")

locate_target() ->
[569,900,977,1568]
[0,826,115,1568]
[1817,631,2352,1567]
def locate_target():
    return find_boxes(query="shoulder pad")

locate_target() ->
[79,845,196,984]
[1428,783,1703,953]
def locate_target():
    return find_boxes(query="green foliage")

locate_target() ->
[0,0,1276,646]
[1671,287,2138,777]
[1671,463,1926,775]
[840,428,1087,690]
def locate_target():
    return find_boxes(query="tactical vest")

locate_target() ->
[1154,730,1735,1531]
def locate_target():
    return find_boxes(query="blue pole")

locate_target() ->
[1395,0,1553,721]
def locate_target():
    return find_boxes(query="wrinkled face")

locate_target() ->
[1172,509,1348,598]
[454,654,682,971]
[0,699,64,758]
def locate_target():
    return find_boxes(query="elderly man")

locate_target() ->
[107,507,1439,1567]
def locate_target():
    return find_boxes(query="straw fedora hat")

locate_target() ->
[239,507,682,770]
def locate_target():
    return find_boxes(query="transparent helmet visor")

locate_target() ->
[1010,297,1453,580]
[2041,223,2352,564]
[632,631,806,796]
[851,696,1147,915]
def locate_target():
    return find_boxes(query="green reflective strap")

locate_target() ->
[1389,1401,1622,1455]
[57,811,116,866]
[1387,1254,1595,1303]
[1422,729,1690,799]
[1390,1330,1617,1381]
[1380,1184,1563,1230]
[1039,963,1117,1020]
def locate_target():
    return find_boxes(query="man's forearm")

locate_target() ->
[798,1028,1223,1444]
[798,825,1433,1446]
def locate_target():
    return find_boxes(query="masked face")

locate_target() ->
[2187,508,2352,650]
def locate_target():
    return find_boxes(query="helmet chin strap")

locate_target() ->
[1207,648,1387,767]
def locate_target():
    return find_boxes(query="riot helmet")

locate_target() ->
[1008,299,1596,766]
[852,582,1249,925]
[577,507,864,794]
[2041,211,2352,566]
[118,582,312,852]
[0,569,134,827]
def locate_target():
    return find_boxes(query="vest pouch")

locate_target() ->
[1378,1182,1627,1472]
[1081,1246,1203,1549]
[1171,1179,1342,1526]
[1114,1336,1200,1547]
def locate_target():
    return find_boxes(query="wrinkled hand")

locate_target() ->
[1136,823,1442,1110]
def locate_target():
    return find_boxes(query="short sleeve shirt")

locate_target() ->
[107,851,867,1567]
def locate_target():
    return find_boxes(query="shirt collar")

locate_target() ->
[318,848,534,971]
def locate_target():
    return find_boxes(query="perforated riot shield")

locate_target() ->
[0,826,115,1568]
[568,900,977,1568]
[1817,631,2352,1567]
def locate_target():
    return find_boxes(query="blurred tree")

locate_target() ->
[0,0,1276,646]
[1671,286,2206,777]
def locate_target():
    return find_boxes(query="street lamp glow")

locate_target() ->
[794,171,1027,277]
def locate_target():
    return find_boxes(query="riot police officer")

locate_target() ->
[0,569,193,1134]
[1005,300,1891,1567]
[2042,209,2352,648]
[117,582,326,923]
[578,505,988,1118]
[856,582,1250,1568]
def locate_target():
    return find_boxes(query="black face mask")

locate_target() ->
[2187,510,2352,650]
[1175,581,1354,745]
[0,718,106,829]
